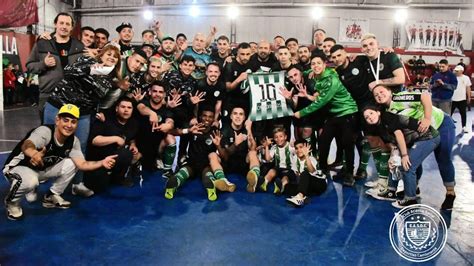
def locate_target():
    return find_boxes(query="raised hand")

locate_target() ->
[234,131,247,146]
[296,83,308,98]
[132,88,146,102]
[190,91,205,105]
[189,123,206,135]
[211,130,222,146]
[279,86,293,100]
[167,93,182,108]
[262,137,273,147]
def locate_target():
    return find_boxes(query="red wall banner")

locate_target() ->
[0,0,38,28]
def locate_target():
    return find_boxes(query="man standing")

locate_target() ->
[210,35,232,69]
[451,65,471,133]
[249,40,277,72]
[224,42,254,114]
[296,46,311,71]
[285,38,299,64]
[311,29,326,56]
[26,12,84,111]
[116,22,134,57]
[361,33,405,93]
[430,59,457,114]
[3,104,117,220]
[94,28,110,49]
[194,63,225,123]
[182,33,212,80]
[80,26,95,48]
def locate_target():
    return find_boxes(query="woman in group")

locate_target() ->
[371,84,456,210]
[293,52,358,187]
[363,105,440,208]
[43,44,121,197]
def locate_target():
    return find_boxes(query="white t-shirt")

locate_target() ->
[452,75,472,101]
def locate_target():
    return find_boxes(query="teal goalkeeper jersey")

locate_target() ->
[388,91,445,129]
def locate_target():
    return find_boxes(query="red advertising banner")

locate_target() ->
[0,0,38,28]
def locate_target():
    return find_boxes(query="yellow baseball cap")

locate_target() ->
[57,104,80,119]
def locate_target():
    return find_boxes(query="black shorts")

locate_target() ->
[275,168,298,184]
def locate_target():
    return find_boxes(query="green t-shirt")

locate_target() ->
[388,92,445,129]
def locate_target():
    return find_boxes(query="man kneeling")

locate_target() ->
[3,104,117,220]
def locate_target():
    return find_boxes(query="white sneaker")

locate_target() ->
[25,188,38,203]
[72,182,94,197]
[42,194,71,209]
[5,200,23,220]
[214,178,236,192]
[286,195,307,207]
[364,180,379,188]
[462,127,469,133]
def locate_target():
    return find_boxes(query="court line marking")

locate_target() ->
[0,151,11,154]
[0,139,21,142]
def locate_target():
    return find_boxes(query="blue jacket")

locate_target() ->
[430,70,457,101]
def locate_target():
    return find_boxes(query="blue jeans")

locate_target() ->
[405,136,441,199]
[435,114,456,187]
[43,102,91,184]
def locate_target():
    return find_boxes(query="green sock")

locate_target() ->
[163,144,177,171]
[174,167,190,187]
[378,152,390,180]
[213,169,226,180]
[249,165,260,177]
[359,140,371,171]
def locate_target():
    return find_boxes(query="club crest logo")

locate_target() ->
[389,204,447,262]
[351,68,359,76]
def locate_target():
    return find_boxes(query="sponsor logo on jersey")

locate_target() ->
[392,94,421,102]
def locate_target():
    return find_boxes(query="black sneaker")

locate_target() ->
[355,169,368,180]
[343,173,355,187]
[441,194,456,210]
[371,189,397,201]
[396,187,421,199]
[392,198,418,209]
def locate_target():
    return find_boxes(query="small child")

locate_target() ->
[286,140,327,207]
[261,127,297,194]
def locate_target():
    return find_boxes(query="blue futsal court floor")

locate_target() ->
[0,107,473,265]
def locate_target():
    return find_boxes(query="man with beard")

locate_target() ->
[85,97,140,190]
[141,29,155,44]
[285,38,299,64]
[165,108,236,201]
[135,82,176,176]
[115,22,134,57]
[154,36,178,71]
[224,42,254,115]
[311,29,326,56]
[182,33,212,80]
[249,40,278,72]
[94,28,109,49]
[210,35,233,69]
[361,33,405,93]
[296,46,311,71]
[194,63,225,124]
[330,44,373,179]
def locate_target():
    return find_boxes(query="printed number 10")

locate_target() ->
[259,84,276,101]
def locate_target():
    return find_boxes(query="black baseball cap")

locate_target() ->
[116,22,133,33]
